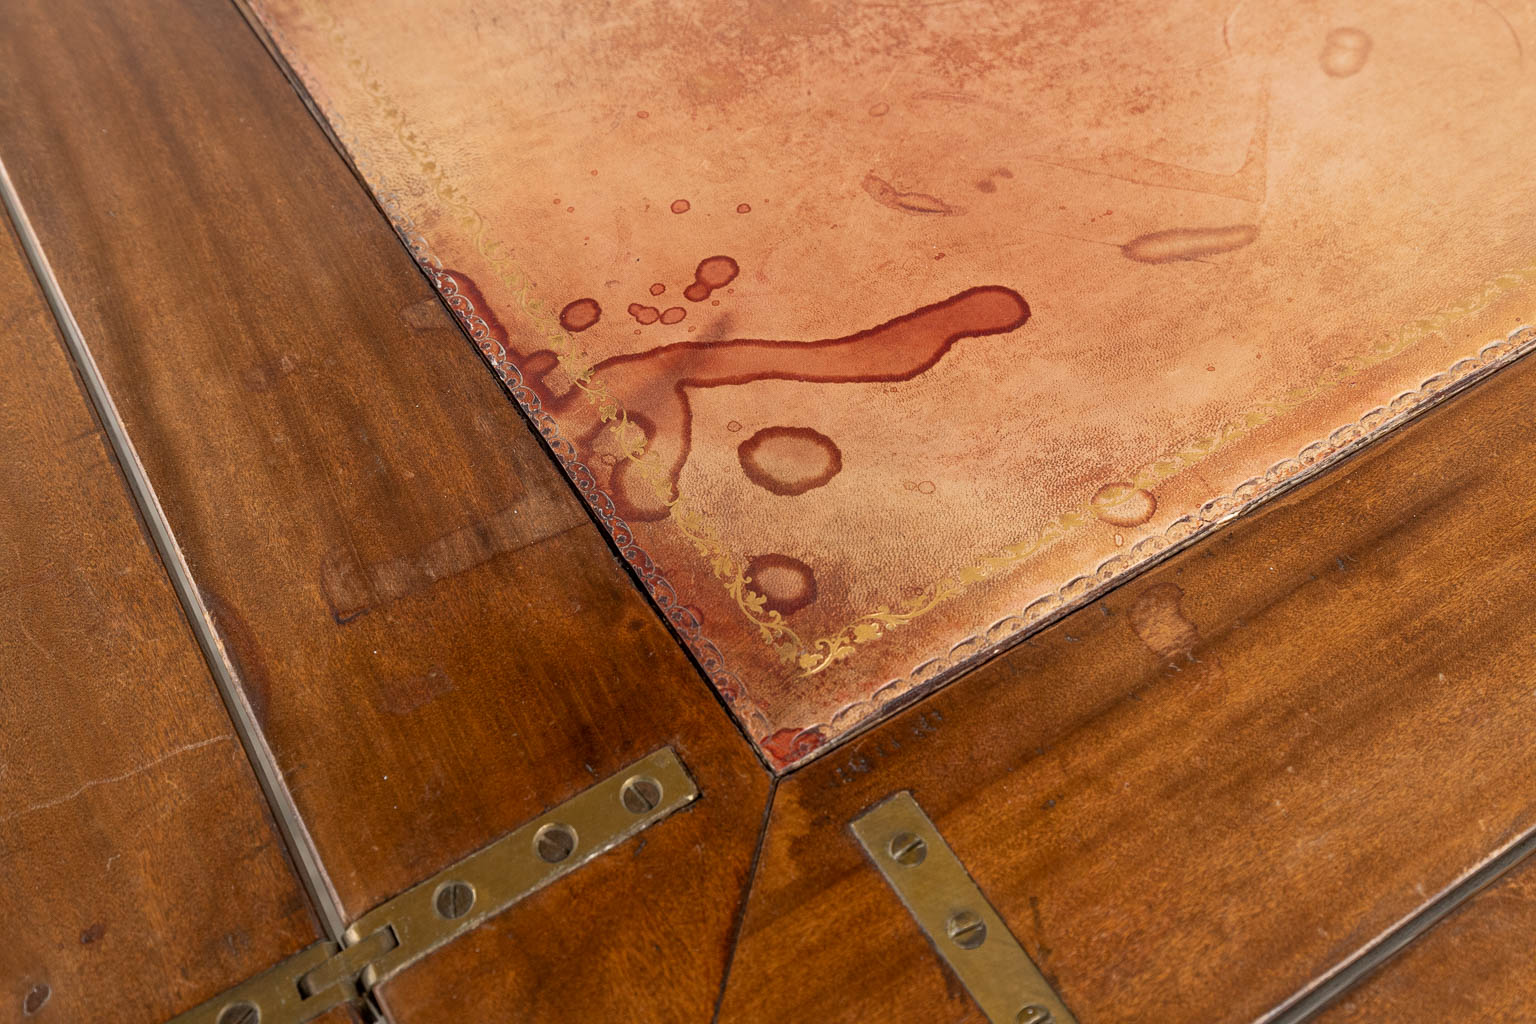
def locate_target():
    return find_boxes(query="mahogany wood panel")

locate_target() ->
[0,211,323,1017]
[717,345,1536,1023]
[1315,855,1536,1023]
[0,1,769,1020]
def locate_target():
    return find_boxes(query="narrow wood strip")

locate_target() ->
[0,152,347,943]
[1312,838,1536,1022]
[0,176,325,1023]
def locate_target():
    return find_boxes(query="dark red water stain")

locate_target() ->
[739,426,842,496]
[671,199,691,214]
[650,282,666,296]
[737,203,752,214]
[554,285,1029,520]
[862,172,957,215]
[660,306,687,325]
[628,303,661,325]
[559,297,601,332]
[747,552,818,614]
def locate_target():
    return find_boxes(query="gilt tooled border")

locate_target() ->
[793,322,1536,763]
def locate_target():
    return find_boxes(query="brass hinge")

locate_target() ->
[171,747,698,1024]
[851,792,1078,1024]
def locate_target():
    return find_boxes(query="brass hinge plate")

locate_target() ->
[171,747,698,1024]
[851,792,1078,1024]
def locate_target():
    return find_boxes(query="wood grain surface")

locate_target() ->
[717,343,1536,1023]
[0,203,324,1019]
[1314,853,1536,1023]
[0,1,770,1020]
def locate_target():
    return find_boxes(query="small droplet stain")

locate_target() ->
[637,110,650,118]
[552,197,561,204]
[1321,27,1372,77]
[1205,364,1216,372]
[727,420,743,432]
[671,199,691,214]
[869,102,890,116]
[976,179,996,193]
[660,306,686,324]
[917,480,936,495]
[627,303,660,325]
[1092,483,1157,527]
[711,299,721,306]
[934,252,945,260]
[590,169,598,176]
[566,206,575,213]
[649,282,666,296]
[736,203,752,214]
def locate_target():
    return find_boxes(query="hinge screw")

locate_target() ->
[434,881,475,920]
[887,831,927,866]
[216,1002,260,1024]
[945,909,988,950]
[620,776,663,814]
[535,822,577,863]
[1017,1006,1054,1024]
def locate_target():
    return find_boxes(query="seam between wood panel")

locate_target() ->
[0,151,350,945]
[711,775,778,1024]
[1263,822,1536,1023]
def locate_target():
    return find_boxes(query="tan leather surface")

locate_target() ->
[252,0,1536,767]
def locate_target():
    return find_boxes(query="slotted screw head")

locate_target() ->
[535,822,577,863]
[434,881,474,920]
[621,776,662,814]
[216,1003,259,1024]
[945,909,987,950]
[887,831,927,866]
